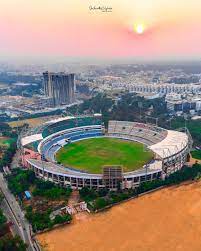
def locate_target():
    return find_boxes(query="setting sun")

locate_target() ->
[134,24,145,34]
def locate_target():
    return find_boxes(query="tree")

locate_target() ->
[0,192,4,204]
[79,187,98,202]
[0,235,27,251]
[0,209,7,227]
[94,197,108,210]
[0,123,10,133]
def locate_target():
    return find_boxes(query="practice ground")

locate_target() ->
[0,137,15,147]
[56,137,153,173]
[0,136,15,158]
[37,181,201,251]
[191,150,201,160]
[8,115,59,128]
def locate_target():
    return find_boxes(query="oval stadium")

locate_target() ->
[21,114,191,190]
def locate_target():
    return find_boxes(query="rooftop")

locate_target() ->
[21,134,43,146]
[149,130,188,159]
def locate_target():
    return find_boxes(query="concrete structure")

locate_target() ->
[20,115,191,191]
[43,71,75,107]
[195,100,201,111]
[165,93,201,113]
[128,83,201,95]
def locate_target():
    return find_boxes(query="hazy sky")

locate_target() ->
[1,0,201,62]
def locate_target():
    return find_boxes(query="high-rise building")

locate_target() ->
[43,71,75,107]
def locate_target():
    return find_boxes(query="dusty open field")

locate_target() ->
[8,115,58,128]
[37,182,201,251]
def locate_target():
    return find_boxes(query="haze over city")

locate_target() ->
[1,0,201,63]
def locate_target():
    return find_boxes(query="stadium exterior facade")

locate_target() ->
[21,115,191,190]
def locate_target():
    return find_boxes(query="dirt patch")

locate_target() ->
[189,156,201,165]
[37,182,201,251]
[8,115,59,128]
[24,196,67,213]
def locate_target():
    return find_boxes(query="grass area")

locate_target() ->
[191,150,201,160]
[56,137,153,174]
[171,118,201,145]
[0,137,16,147]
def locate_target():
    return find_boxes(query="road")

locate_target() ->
[0,173,40,251]
[1,198,22,237]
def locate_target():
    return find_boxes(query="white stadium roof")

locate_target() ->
[45,114,102,125]
[45,116,74,124]
[149,130,188,159]
[21,134,43,146]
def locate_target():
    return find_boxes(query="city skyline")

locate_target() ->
[1,0,201,62]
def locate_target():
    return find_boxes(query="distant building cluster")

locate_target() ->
[128,83,201,95]
[1,64,201,121]
[165,93,201,115]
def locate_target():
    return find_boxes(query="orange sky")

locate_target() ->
[1,0,201,61]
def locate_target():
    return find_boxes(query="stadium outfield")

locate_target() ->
[20,114,191,190]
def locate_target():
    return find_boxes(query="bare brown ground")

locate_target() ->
[8,115,59,128]
[188,157,201,166]
[191,158,201,165]
[37,182,201,251]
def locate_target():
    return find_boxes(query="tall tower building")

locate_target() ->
[43,71,75,107]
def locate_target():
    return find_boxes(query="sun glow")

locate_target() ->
[134,24,145,34]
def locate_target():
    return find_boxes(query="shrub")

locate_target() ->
[79,187,98,202]
[94,197,109,210]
